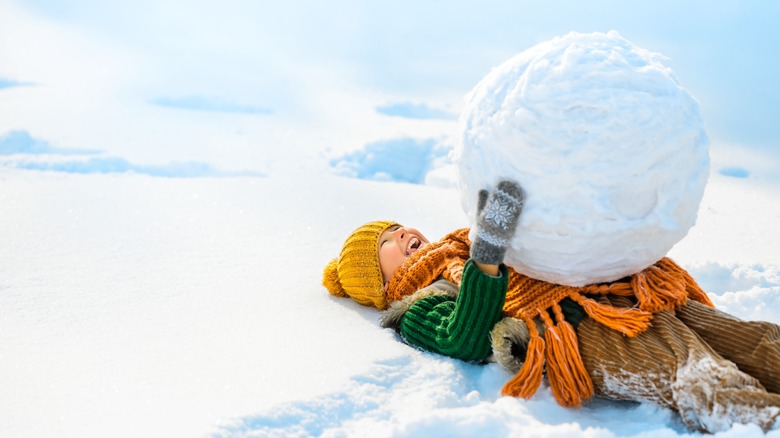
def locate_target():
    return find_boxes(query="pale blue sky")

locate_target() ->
[3,0,779,159]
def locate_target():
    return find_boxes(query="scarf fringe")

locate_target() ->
[501,316,545,399]
[540,306,594,407]
[631,265,683,313]
[630,258,715,313]
[569,293,653,337]
[501,306,595,407]
[659,258,714,308]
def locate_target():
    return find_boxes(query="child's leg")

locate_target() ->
[675,299,780,394]
[578,296,780,433]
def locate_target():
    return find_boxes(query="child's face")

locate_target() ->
[378,225,430,286]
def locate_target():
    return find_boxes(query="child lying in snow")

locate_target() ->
[323,180,780,433]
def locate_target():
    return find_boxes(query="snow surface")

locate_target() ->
[457,31,709,286]
[2,1,780,437]
[3,156,780,438]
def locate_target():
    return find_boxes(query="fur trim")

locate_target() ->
[380,279,459,329]
[490,316,545,374]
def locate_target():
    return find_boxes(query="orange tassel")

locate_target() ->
[501,316,545,399]
[685,282,714,307]
[540,306,594,407]
[571,294,653,337]
[657,258,715,308]
[632,261,693,313]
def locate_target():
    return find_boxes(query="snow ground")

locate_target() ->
[1,161,779,437]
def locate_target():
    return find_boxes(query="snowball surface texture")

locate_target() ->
[456,31,710,286]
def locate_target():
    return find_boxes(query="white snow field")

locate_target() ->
[2,1,780,437]
[2,155,780,438]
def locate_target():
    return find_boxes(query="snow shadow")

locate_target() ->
[0,78,33,89]
[0,130,99,155]
[1,130,263,178]
[375,101,457,120]
[14,157,263,178]
[211,355,471,437]
[149,95,272,115]
[212,353,686,438]
[719,166,750,178]
[329,137,452,185]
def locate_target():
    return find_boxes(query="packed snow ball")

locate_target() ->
[456,31,710,286]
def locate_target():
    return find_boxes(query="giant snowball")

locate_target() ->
[456,31,709,286]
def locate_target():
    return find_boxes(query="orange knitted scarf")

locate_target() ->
[386,228,714,407]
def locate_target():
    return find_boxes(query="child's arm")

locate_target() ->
[474,261,499,276]
[398,259,508,362]
[397,180,523,362]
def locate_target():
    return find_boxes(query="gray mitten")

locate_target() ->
[470,180,525,265]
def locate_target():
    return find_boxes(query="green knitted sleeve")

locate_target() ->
[398,260,509,362]
[559,297,587,330]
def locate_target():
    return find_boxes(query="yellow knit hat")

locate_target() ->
[323,220,399,310]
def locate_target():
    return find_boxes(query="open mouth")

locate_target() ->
[405,237,422,256]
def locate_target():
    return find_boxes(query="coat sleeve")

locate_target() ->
[399,260,508,362]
